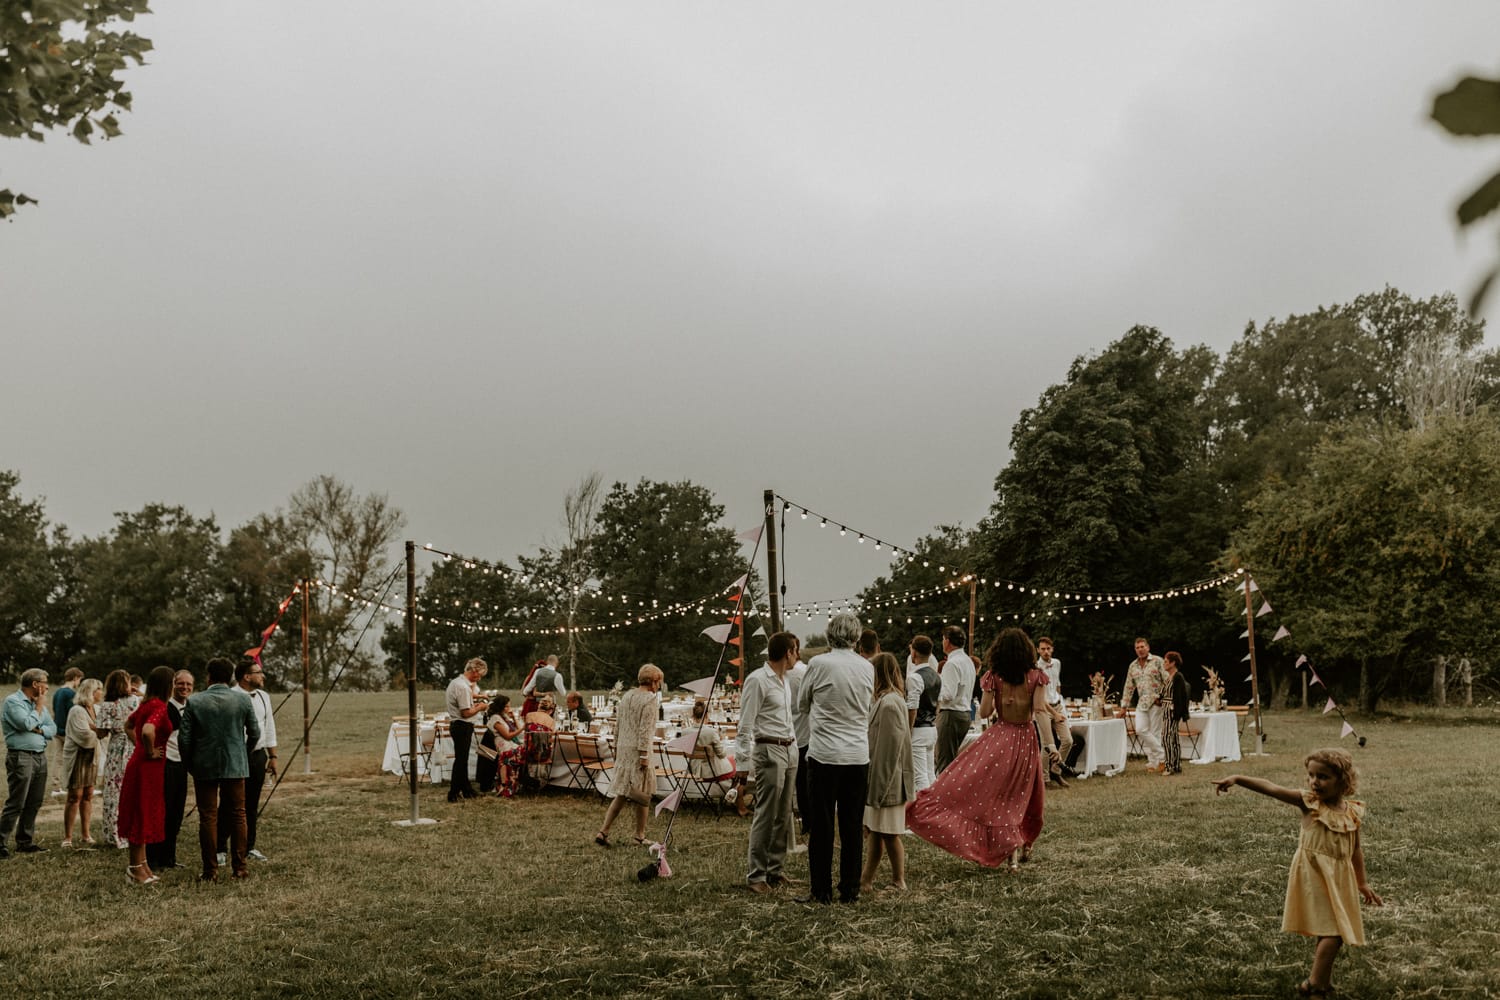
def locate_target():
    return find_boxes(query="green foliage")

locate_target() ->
[0,0,153,218]
[1229,412,1500,711]
[0,469,57,674]
[1432,73,1500,312]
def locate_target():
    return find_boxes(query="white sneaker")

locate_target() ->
[216,852,227,866]
[247,849,268,862]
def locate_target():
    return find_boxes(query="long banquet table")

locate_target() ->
[1184,710,1240,764]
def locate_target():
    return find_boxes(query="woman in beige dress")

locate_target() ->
[595,664,663,847]
[860,652,915,893]
[60,679,106,847]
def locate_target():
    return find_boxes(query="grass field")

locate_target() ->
[3,690,1498,999]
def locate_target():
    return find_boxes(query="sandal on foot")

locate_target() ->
[1006,852,1020,873]
[593,833,612,848]
[1020,844,1033,864]
[632,836,650,847]
[1297,981,1330,998]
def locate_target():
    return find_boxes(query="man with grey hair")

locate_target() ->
[1,669,57,857]
[445,657,489,802]
[795,612,873,905]
[934,625,976,774]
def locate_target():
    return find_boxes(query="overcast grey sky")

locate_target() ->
[4,2,1500,622]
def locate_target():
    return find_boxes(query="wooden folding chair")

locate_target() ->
[1226,706,1250,737]
[392,722,434,781]
[574,733,613,793]
[654,740,689,799]
[680,747,737,819]
[550,732,588,791]
[1177,721,1202,759]
[1123,712,1144,758]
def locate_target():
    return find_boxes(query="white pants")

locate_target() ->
[911,726,937,792]
[1135,705,1164,767]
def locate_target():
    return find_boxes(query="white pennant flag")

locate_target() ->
[1309,670,1323,687]
[1256,600,1273,617]
[1240,629,1250,639]
[1323,697,1336,715]
[1242,653,1252,661]
[1247,577,1260,593]
[1295,654,1308,668]
[664,732,699,755]
[1340,721,1354,738]
[654,789,683,815]
[737,525,764,544]
[1272,625,1290,641]
[701,623,732,645]
[725,573,748,593]
[752,626,767,638]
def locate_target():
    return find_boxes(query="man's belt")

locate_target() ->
[754,737,793,746]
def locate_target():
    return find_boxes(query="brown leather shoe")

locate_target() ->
[746,881,771,895]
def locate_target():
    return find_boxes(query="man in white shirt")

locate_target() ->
[736,632,801,894]
[905,635,941,792]
[148,670,194,870]
[934,625,976,774]
[219,660,279,863]
[1035,637,1075,787]
[445,657,489,802]
[786,647,810,849]
[795,612,873,905]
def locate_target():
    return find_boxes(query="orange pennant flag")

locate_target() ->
[729,635,743,646]
[728,657,742,667]
[243,645,263,660]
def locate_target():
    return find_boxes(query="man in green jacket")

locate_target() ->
[180,657,260,881]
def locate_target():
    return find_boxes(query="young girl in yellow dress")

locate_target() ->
[1215,749,1383,998]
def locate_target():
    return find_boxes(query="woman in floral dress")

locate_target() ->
[97,670,139,848]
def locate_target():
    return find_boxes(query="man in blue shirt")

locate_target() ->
[2,669,58,858]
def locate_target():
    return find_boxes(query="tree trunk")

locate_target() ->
[1460,657,1473,708]
[1269,669,1290,710]
[1433,654,1447,708]
[1359,657,1373,714]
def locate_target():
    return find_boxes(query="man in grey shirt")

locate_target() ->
[795,612,873,905]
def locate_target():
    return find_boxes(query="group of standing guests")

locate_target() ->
[1,657,277,884]
[1119,638,1192,775]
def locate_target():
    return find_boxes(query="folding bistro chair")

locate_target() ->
[574,733,613,794]
[654,740,689,801]
[680,747,737,819]
[392,722,435,781]
[1177,720,1202,760]
[550,732,588,791]
[1124,712,1144,758]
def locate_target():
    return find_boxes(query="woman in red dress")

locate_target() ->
[905,627,1061,871]
[118,666,176,885]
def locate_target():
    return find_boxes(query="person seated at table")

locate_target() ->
[565,692,593,727]
[517,698,558,792]
[686,700,735,782]
[477,696,523,796]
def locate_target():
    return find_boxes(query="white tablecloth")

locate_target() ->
[1066,717,1127,778]
[1185,711,1240,764]
[381,721,477,783]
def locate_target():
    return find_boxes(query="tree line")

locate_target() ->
[5,288,1496,710]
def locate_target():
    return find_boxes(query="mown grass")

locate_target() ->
[3,692,1498,998]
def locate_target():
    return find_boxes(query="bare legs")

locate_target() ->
[63,789,94,843]
[859,831,906,892]
[1304,936,1342,994]
[598,798,648,843]
[127,842,153,883]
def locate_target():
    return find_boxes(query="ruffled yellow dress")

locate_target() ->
[1281,790,1366,944]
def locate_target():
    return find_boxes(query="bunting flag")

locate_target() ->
[1310,670,1323,687]
[678,676,715,698]
[1323,697,1336,715]
[1247,577,1260,593]
[665,731,699,754]
[244,584,302,665]
[729,634,742,647]
[1340,721,1355,738]
[726,573,748,592]
[1240,629,1250,639]
[1244,674,1253,682]
[737,525,764,544]
[728,656,743,667]
[701,623,732,645]
[1272,625,1290,641]
[1256,600,1273,617]
[1295,654,1308,668]
[752,626,767,638]
[654,790,683,816]
[1242,653,1252,661]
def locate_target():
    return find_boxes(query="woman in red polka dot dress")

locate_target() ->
[905,627,1058,871]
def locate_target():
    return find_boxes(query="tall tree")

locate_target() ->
[558,471,602,691]
[1229,412,1500,712]
[0,470,57,674]
[70,503,227,675]
[218,512,317,689]
[0,0,153,218]
[584,479,756,688]
[282,475,406,689]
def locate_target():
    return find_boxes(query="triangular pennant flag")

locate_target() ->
[1272,625,1290,641]
[1245,674,1253,682]
[1242,653,1252,661]
[1247,578,1259,593]
[726,573,748,592]
[1309,670,1323,688]
[278,593,296,613]
[701,623,732,645]
[243,645,263,660]
[665,731,699,754]
[654,789,683,815]
[752,626,767,638]
[729,635,742,647]
[1295,654,1308,668]
[728,657,743,667]
[261,624,277,639]
[1240,629,1250,639]
[737,525,764,544]
[1256,600,1273,617]
[1323,697,1336,715]
[679,676,715,698]
[1340,721,1354,738]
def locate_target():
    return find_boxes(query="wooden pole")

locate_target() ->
[302,578,312,775]
[1244,573,1268,756]
[968,576,978,648]
[395,540,435,827]
[764,489,781,634]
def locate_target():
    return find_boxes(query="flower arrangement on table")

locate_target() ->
[607,680,624,708]
[1087,671,1113,719]
[1201,666,1225,711]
